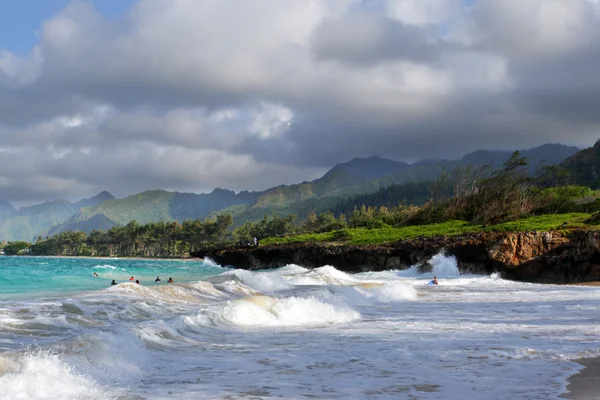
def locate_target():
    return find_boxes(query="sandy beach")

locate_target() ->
[562,358,600,399]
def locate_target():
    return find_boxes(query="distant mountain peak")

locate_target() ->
[541,139,600,189]
[96,191,115,199]
[210,188,235,195]
[326,155,410,180]
[73,191,116,210]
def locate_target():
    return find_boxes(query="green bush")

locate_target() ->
[4,241,31,255]
[331,229,352,241]
[534,186,600,214]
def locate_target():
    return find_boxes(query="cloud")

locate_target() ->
[471,0,596,57]
[0,0,599,205]
[311,13,448,65]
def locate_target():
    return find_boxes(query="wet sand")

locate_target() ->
[569,282,600,287]
[561,358,600,399]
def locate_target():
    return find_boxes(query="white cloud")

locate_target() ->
[472,0,597,58]
[248,103,293,139]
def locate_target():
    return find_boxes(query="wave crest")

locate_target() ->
[185,295,360,328]
[0,350,110,400]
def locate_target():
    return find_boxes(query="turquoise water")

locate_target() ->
[0,256,224,300]
[0,255,598,399]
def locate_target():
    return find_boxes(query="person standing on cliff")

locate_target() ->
[254,237,258,246]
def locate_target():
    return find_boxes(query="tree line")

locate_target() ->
[2,152,598,256]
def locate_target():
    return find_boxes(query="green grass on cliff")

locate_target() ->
[262,220,478,245]
[484,213,589,232]
[260,213,593,246]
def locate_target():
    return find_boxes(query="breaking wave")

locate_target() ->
[185,294,361,328]
[0,350,111,400]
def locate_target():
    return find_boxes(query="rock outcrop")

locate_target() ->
[201,230,600,284]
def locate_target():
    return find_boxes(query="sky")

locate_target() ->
[1,0,600,205]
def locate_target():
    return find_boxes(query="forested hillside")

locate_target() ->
[0,143,581,241]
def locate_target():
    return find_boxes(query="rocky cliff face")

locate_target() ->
[490,230,600,283]
[202,230,600,284]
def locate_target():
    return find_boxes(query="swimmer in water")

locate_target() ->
[155,276,161,282]
[111,279,117,285]
[136,280,140,284]
[168,277,174,283]
[129,276,134,281]
[93,272,98,277]
[428,276,438,285]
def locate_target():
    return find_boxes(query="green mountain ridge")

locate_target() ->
[378,144,580,187]
[539,140,600,188]
[0,192,114,242]
[48,189,263,236]
[0,143,582,241]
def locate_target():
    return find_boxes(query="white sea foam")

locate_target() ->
[430,253,461,277]
[275,264,310,275]
[222,270,293,292]
[283,265,361,286]
[212,280,261,297]
[106,281,236,306]
[359,281,418,302]
[135,320,196,349]
[186,294,360,328]
[202,257,222,268]
[566,304,600,311]
[92,264,117,270]
[3,257,600,399]
[0,351,110,400]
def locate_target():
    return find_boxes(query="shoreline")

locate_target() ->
[568,282,600,287]
[562,358,600,399]
[14,254,204,262]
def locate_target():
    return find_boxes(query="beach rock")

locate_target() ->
[486,231,568,267]
[201,229,600,284]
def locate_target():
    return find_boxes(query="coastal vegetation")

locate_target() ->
[2,148,600,257]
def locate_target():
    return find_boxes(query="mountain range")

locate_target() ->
[0,191,115,242]
[0,143,584,242]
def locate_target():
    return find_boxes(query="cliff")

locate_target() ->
[201,230,600,284]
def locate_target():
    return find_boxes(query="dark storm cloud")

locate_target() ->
[509,47,600,123]
[250,98,574,168]
[0,0,599,204]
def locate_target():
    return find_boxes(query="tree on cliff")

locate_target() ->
[471,151,532,224]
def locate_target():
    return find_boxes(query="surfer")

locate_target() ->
[428,276,438,285]
[155,276,161,282]
[110,279,117,285]
[168,277,174,283]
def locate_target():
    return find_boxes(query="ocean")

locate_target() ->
[0,254,598,399]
